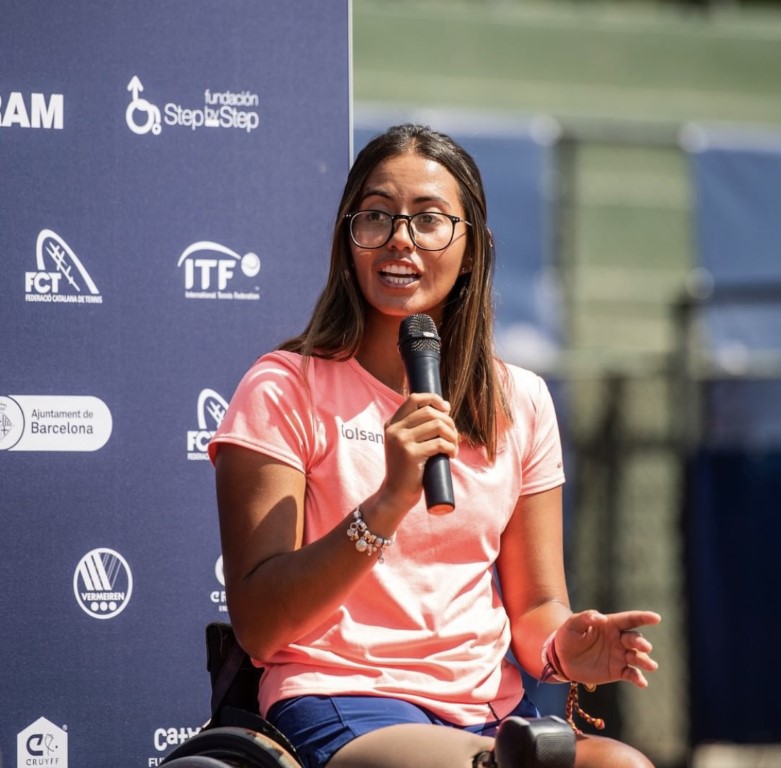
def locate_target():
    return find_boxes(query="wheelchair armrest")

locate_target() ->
[206,622,263,717]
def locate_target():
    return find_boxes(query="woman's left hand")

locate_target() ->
[554,609,662,688]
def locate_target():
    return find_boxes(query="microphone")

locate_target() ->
[398,314,455,514]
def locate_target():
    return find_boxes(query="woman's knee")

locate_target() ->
[575,734,655,768]
[327,723,494,768]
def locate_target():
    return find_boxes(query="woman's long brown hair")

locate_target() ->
[279,124,511,461]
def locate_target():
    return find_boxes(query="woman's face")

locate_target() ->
[349,150,470,326]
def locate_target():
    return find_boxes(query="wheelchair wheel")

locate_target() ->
[159,726,302,768]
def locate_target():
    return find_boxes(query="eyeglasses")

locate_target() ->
[345,210,472,251]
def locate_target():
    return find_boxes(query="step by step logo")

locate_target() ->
[126,76,259,136]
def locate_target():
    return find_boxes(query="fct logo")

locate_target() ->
[17,717,68,768]
[73,548,133,620]
[25,229,103,304]
[178,241,260,301]
[187,388,228,460]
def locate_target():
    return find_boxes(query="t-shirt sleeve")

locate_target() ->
[519,372,565,495]
[207,353,315,473]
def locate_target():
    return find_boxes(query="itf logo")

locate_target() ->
[178,241,261,301]
[25,229,103,304]
[17,717,68,767]
[187,388,228,460]
[73,548,133,620]
[126,76,259,136]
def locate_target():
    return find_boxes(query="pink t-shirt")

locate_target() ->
[209,351,565,725]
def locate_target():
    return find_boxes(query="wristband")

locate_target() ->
[540,629,605,734]
[539,629,571,684]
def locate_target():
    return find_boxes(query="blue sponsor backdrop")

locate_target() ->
[0,2,349,765]
[686,130,781,744]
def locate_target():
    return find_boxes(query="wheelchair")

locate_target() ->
[159,622,575,767]
[159,623,301,767]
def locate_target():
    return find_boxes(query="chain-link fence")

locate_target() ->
[547,122,693,768]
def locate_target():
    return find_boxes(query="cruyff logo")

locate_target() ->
[126,76,161,135]
[178,241,261,301]
[17,717,68,768]
[25,229,103,304]
[26,732,57,757]
[187,388,229,460]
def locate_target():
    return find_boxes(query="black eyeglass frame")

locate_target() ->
[344,209,473,252]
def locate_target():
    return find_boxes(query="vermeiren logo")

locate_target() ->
[0,91,63,129]
[210,555,227,613]
[25,229,103,304]
[17,717,68,768]
[178,241,261,301]
[0,395,112,452]
[73,548,133,620]
[187,388,228,460]
[126,76,259,136]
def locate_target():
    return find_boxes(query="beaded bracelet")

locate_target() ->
[540,629,605,735]
[565,681,605,736]
[346,507,393,563]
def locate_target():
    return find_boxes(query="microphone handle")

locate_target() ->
[405,352,455,514]
[424,455,455,515]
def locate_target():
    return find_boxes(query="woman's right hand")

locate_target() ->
[374,392,459,522]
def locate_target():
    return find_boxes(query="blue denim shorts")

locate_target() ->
[266,694,539,768]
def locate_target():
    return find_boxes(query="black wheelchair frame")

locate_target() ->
[159,622,302,767]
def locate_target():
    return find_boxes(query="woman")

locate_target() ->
[209,123,660,768]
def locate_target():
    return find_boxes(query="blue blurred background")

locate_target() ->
[352,3,781,767]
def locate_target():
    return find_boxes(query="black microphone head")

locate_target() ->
[398,313,441,356]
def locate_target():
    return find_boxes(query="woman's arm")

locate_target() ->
[495,485,572,679]
[215,391,459,661]
[216,444,381,661]
[496,486,661,687]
